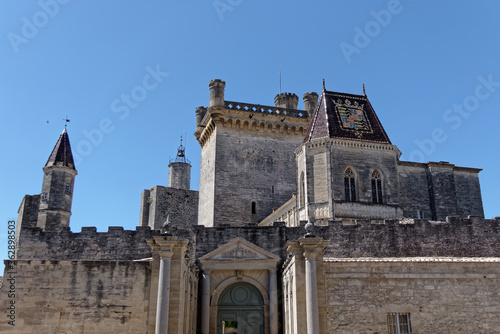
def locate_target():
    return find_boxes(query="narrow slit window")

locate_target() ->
[371,170,382,204]
[251,201,256,215]
[300,172,305,207]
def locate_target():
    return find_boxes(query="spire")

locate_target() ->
[45,128,76,169]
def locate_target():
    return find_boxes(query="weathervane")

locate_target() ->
[63,116,70,128]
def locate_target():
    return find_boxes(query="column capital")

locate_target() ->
[285,241,303,258]
[299,237,329,260]
[269,268,277,275]
[149,236,182,259]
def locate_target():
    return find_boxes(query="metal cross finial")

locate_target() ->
[63,116,70,128]
[363,83,366,96]
[323,78,325,90]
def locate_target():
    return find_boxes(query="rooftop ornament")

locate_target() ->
[304,218,315,238]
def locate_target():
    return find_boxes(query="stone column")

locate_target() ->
[154,237,176,334]
[201,269,211,334]
[304,249,319,334]
[269,269,278,334]
[300,238,328,334]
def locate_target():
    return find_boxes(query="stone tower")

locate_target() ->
[168,137,191,190]
[37,128,78,230]
[296,86,402,223]
[195,79,313,227]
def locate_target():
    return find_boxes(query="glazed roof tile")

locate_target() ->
[303,88,391,144]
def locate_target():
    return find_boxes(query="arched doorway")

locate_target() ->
[217,282,265,334]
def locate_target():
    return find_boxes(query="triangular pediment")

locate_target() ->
[199,237,281,263]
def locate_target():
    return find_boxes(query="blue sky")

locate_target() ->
[1,1,499,265]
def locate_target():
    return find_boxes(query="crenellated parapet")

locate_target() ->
[195,79,311,147]
[16,226,157,261]
[195,100,310,147]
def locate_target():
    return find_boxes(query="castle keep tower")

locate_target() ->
[195,79,313,226]
[37,128,77,230]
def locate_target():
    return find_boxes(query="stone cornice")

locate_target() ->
[195,102,310,147]
[295,137,401,157]
[398,160,482,173]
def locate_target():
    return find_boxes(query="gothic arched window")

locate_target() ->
[344,168,356,202]
[371,170,383,204]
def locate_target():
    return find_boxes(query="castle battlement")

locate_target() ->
[16,226,156,261]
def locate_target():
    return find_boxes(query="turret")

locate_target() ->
[303,92,319,115]
[37,128,78,231]
[274,92,299,109]
[168,137,191,190]
[209,79,226,107]
[195,106,207,128]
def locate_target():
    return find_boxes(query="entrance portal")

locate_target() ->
[217,282,265,334]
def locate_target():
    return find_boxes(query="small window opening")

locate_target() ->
[417,210,424,219]
[299,172,305,207]
[65,185,71,194]
[251,201,256,215]
[371,170,383,204]
[43,192,48,200]
[387,313,411,334]
[223,320,238,333]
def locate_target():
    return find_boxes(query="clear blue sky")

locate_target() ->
[1,1,499,264]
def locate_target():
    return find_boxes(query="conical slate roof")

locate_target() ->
[45,128,76,169]
[303,88,391,144]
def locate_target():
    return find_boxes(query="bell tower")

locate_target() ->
[37,128,78,231]
[168,136,191,190]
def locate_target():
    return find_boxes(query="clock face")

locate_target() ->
[336,106,372,133]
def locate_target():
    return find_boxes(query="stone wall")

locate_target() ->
[315,217,500,258]
[0,260,151,333]
[16,226,155,260]
[454,169,484,218]
[211,126,303,226]
[198,128,217,227]
[140,186,199,230]
[397,162,432,219]
[324,259,500,333]
[398,161,484,220]
[193,225,298,261]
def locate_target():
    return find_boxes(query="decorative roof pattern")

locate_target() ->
[45,128,76,169]
[303,89,391,144]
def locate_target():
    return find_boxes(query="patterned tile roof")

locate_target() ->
[45,128,76,169]
[303,88,391,144]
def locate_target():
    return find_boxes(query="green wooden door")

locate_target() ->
[217,283,265,334]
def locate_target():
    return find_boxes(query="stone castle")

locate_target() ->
[1,79,499,333]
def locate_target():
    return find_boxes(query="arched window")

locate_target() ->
[371,170,383,204]
[299,172,305,207]
[344,168,356,202]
